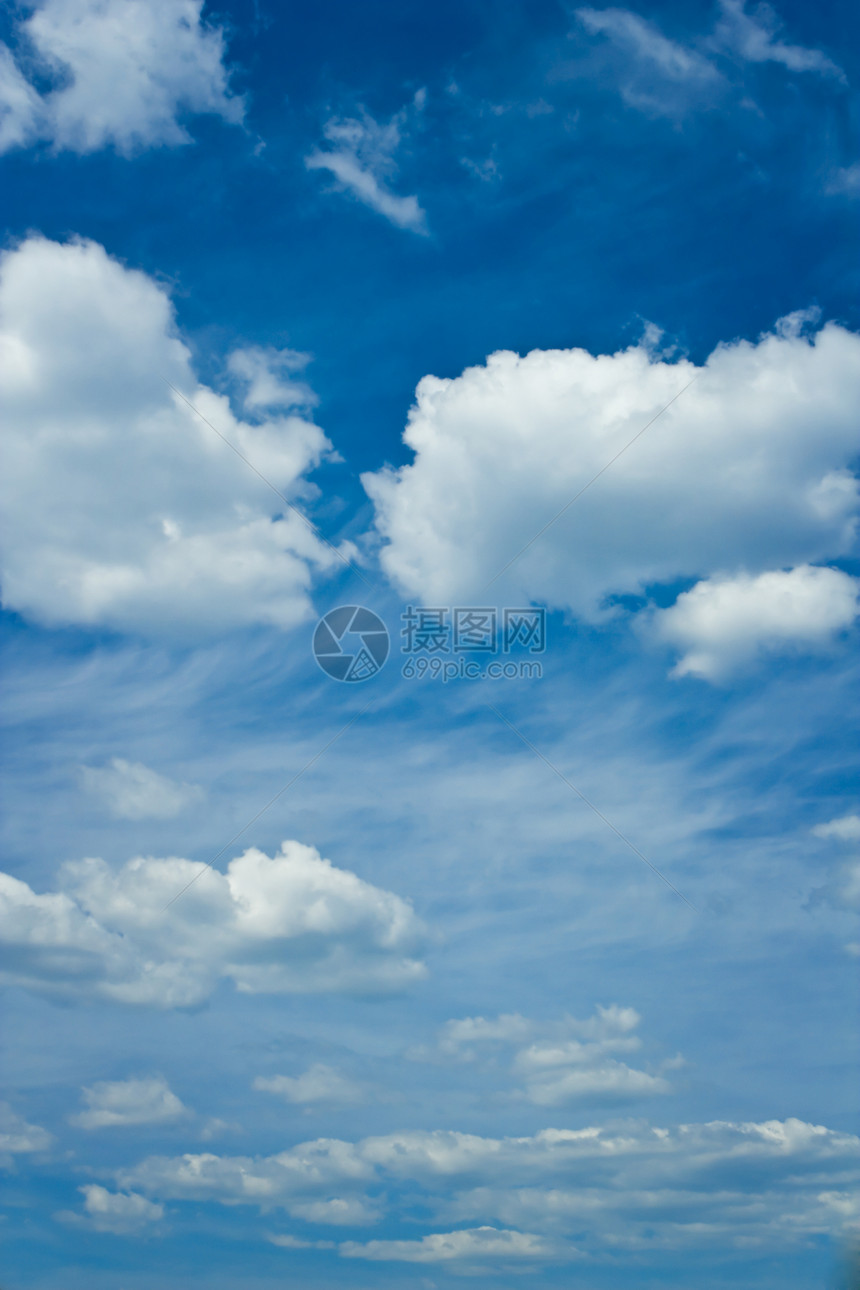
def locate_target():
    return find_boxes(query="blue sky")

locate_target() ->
[0,1,859,1287]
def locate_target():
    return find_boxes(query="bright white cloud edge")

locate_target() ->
[0,840,427,1007]
[0,235,350,636]
[0,0,242,155]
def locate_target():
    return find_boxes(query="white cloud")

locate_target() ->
[269,1233,336,1249]
[578,7,716,81]
[1,0,242,155]
[340,1226,559,1264]
[254,1064,364,1105]
[71,1076,187,1129]
[363,319,860,636]
[414,1006,670,1104]
[0,1101,52,1158]
[0,235,348,637]
[574,2,844,117]
[306,95,427,233]
[576,7,722,115]
[0,840,428,1007]
[289,1196,380,1226]
[0,42,43,150]
[59,1184,164,1233]
[520,1060,669,1105]
[227,346,318,413]
[118,1117,860,1252]
[653,565,859,679]
[711,0,845,81]
[79,759,204,820]
[813,814,860,842]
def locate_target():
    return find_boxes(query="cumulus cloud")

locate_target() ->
[306,94,427,233]
[254,1064,364,1106]
[341,1226,560,1264]
[363,319,860,643]
[79,759,204,820]
[711,0,845,81]
[71,1076,187,1129]
[0,1101,52,1159]
[413,1006,671,1104]
[515,1043,669,1105]
[653,565,859,679]
[0,840,428,1007]
[0,236,349,637]
[119,1117,860,1253]
[0,0,242,155]
[58,1184,164,1233]
[813,815,860,843]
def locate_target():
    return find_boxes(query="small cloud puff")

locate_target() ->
[71,1076,188,1130]
[57,1184,164,1234]
[306,94,428,233]
[653,565,859,680]
[412,1005,672,1105]
[254,1064,365,1106]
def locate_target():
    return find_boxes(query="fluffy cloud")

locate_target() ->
[0,42,43,150]
[227,346,318,413]
[254,1065,364,1106]
[306,93,427,233]
[515,1044,669,1105]
[363,319,860,640]
[813,814,860,843]
[0,1101,52,1158]
[653,565,859,679]
[340,1226,560,1264]
[0,840,427,1007]
[119,1117,860,1254]
[0,0,242,155]
[71,1077,187,1129]
[0,236,348,636]
[412,1006,670,1104]
[59,1184,164,1233]
[79,759,204,820]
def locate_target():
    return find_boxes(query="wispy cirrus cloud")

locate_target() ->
[710,0,845,81]
[306,92,428,233]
